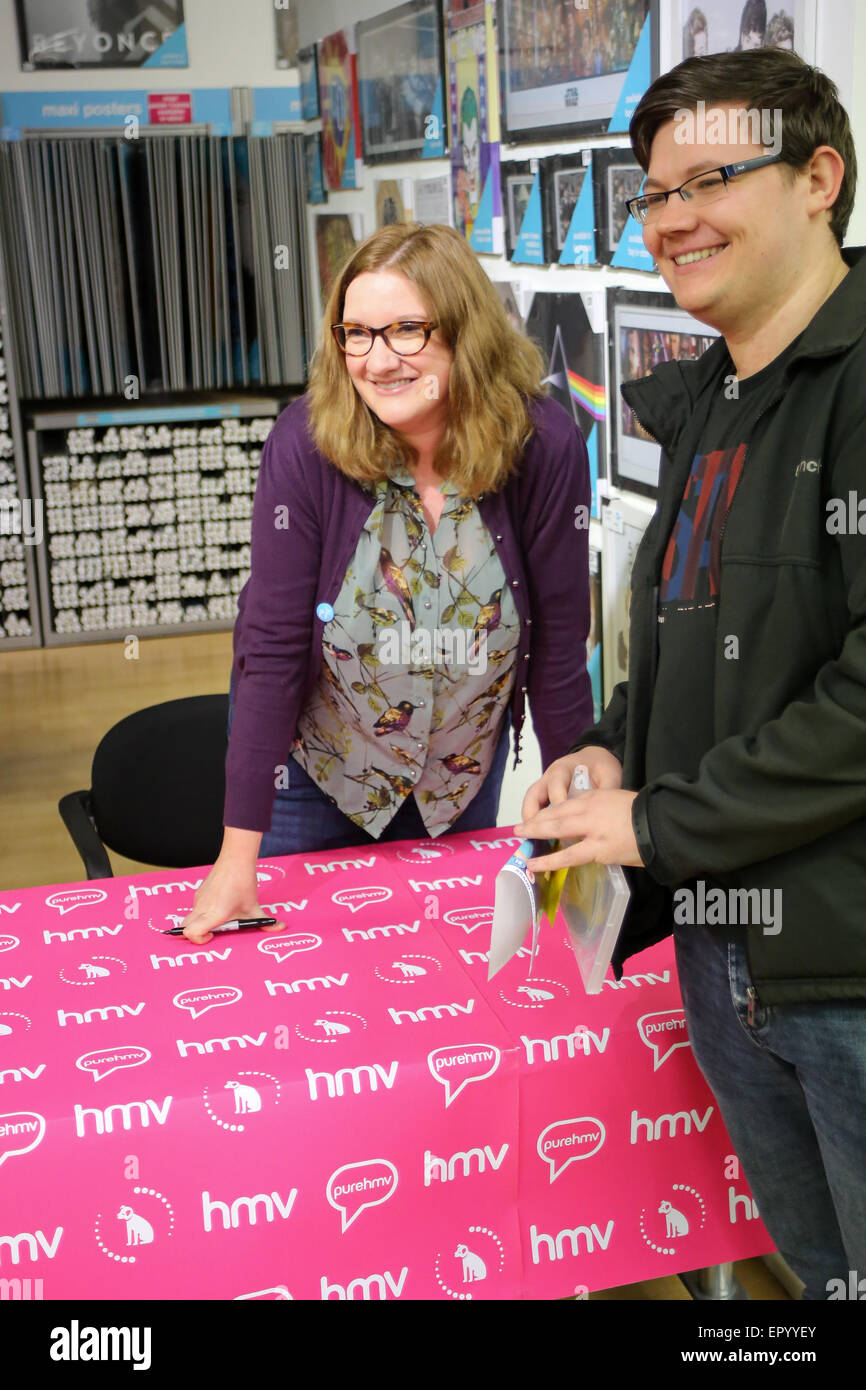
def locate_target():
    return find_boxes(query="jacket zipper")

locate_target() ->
[629,381,792,1016]
[713,385,787,1013]
[616,408,668,697]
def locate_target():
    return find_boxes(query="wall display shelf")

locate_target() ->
[26,399,288,647]
[0,243,40,649]
[0,130,310,400]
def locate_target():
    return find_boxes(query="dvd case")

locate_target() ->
[558,766,631,993]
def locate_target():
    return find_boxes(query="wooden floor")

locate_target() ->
[0,630,791,1301]
[0,630,235,890]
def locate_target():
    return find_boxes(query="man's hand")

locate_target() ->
[514,788,642,872]
[521,747,623,825]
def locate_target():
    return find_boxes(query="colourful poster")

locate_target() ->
[448,1,501,250]
[318,28,362,192]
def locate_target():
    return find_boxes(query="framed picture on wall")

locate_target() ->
[551,164,588,253]
[314,213,363,312]
[303,133,327,205]
[600,493,655,704]
[538,151,592,262]
[501,159,537,258]
[274,0,300,69]
[15,0,188,69]
[298,44,320,119]
[676,0,816,61]
[375,178,414,227]
[491,280,527,334]
[524,290,607,515]
[592,147,645,264]
[414,172,452,223]
[356,0,447,164]
[446,0,503,252]
[607,287,721,499]
[318,27,363,190]
[498,0,659,143]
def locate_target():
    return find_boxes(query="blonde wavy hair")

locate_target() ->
[306,223,547,497]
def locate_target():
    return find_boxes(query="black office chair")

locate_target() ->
[58,695,229,879]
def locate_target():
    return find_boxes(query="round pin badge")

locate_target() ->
[316,602,334,622]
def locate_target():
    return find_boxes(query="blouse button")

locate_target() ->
[416,742,424,749]
[511,579,518,587]
[521,686,527,693]
[424,601,432,609]
[495,534,503,542]
[524,654,530,661]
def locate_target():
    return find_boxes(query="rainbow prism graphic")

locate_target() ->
[567,369,606,423]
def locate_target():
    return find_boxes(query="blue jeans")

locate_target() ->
[227,681,510,857]
[673,924,866,1300]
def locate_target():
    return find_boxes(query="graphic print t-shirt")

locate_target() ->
[645,334,802,786]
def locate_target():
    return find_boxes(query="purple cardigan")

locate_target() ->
[224,391,593,831]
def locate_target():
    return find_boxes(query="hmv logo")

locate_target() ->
[424,1144,509,1184]
[43,925,123,946]
[530,1219,615,1264]
[58,1003,145,1027]
[265,974,348,995]
[306,1062,399,1101]
[305,856,376,874]
[469,837,520,852]
[602,970,670,992]
[0,1229,63,1266]
[202,1188,297,1231]
[342,921,420,943]
[629,1106,714,1143]
[408,875,483,891]
[521,1027,609,1065]
[389,999,475,1025]
[149,949,232,969]
[321,1268,408,1300]
[0,1065,47,1084]
[74,1096,173,1137]
[176,1033,267,1058]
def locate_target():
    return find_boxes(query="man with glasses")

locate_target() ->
[519,49,866,1301]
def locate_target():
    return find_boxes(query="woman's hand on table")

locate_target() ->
[516,746,640,872]
[179,854,285,945]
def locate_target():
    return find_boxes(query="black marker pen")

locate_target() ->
[163,917,277,936]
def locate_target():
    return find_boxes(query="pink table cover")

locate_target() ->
[0,829,772,1300]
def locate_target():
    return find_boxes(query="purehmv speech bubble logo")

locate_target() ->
[326,1160,398,1231]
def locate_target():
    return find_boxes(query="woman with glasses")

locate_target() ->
[181,222,593,943]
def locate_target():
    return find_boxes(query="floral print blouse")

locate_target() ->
[291,464,519,837]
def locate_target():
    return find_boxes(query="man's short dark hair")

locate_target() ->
[629,49,856,245]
